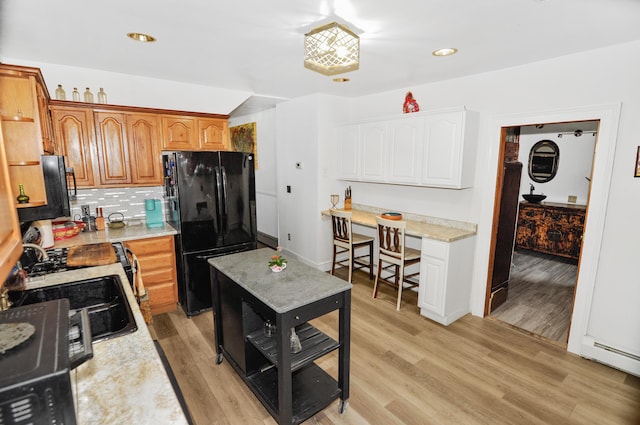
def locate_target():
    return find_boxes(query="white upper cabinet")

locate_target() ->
[336,107,478,189]
[420,110,477,188]
[388,117,422,184]
[360,122,387,182]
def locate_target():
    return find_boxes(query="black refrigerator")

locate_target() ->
[163,151,257,316]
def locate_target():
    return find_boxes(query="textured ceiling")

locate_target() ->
[1,0,639,103]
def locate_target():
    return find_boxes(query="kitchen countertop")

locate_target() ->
[321,203,477,242]
[210,248,352,313]
[52,222,177,249]
[24,264,189,425]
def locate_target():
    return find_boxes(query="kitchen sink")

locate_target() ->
[9,275,137,342]
[522,194,547,203]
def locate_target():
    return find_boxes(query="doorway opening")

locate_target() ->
[485,120,598,345]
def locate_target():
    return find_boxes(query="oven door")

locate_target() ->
[69,307,94,369]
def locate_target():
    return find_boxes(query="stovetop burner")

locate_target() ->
[21,243,133,284]
[23,248,72,277]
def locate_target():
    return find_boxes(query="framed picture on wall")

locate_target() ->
[635,146,640,177]
[230,122,258,169]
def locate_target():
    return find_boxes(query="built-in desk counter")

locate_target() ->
[322,204,477,325]
[321,205,476,242]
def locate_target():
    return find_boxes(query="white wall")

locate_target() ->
[3,58,251,115]
[320,40,640,374]
[518,131,596,205]
[275,94,351,263]
[269,41,639,373]
[230,109,279,239]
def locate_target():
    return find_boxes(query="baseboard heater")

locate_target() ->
[594,341,640,362]
[581,336,640,376]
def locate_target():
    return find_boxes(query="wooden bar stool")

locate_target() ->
[330,209,374,283]
[373,217,421,310]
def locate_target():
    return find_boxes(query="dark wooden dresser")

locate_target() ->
[516,201,586,260]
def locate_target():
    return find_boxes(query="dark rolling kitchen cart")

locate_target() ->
[209,248,351,425]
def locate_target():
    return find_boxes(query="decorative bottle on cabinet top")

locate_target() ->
[16,184,29,204]
[97,88,107,104]
[83,88,94,103]
[72,87,80,101]
[55,84,66,100]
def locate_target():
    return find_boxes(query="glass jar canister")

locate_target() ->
[83,88,94,103]
[72,87,80,101]
[97,88,107,104]
[55,84,66,100]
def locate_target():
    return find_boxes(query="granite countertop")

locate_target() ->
[23,264,188,425]
[209,248,352,314]
[52,222,177,249]
[321,204,477,242]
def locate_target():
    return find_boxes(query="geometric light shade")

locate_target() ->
[304,22,359,76]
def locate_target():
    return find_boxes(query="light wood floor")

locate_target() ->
[150,268,640,425]
[491,250,577,344]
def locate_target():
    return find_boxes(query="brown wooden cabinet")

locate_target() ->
[161,115,196,150]
[516,202,585,260]
[126,113,162,185]
[0,64,50,208]
[198,117,229,150]
[51,103,165,188]
[0,123,23,282]
[124,235,178,315]
[50,105,97,187]
[162,114,229,151]
[95,111,131,185]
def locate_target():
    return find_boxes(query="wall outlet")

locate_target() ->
[286,185,291,193]
[287,233,291,241]
[568,195,577,203]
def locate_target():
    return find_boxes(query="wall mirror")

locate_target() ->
[528,140,559,183]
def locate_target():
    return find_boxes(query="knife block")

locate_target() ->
[344,198,352,210]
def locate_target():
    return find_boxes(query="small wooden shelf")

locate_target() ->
[16,201,46,208]
[1,115,35,122]
[247,323,340,372]
[8,160,41,166]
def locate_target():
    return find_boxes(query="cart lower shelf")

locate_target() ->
[247,362,341,425]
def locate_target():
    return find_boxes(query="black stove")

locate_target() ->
[22,242,133,284]
[0,299,92,424]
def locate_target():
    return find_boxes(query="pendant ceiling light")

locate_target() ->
[304,22,359,76]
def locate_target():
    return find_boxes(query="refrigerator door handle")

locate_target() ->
[214,165,223,231]
[221,166,229,216]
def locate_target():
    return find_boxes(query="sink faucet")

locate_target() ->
[529,183,535,195]
[0,285,10,311]
[23,243,49,261]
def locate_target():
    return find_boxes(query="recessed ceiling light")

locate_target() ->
[333,78,350,83]
[432,48,458,57]
[127,32,156,42]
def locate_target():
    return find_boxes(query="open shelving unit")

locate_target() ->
[0,66,48,208]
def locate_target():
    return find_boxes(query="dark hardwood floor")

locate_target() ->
[490,249,577,344]
[149,265,639,425]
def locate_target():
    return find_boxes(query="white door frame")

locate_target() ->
[476,103,621,359]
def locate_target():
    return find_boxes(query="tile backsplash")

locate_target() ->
[69,186,165,224]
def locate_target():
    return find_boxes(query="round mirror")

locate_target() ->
[528,140,559,183]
